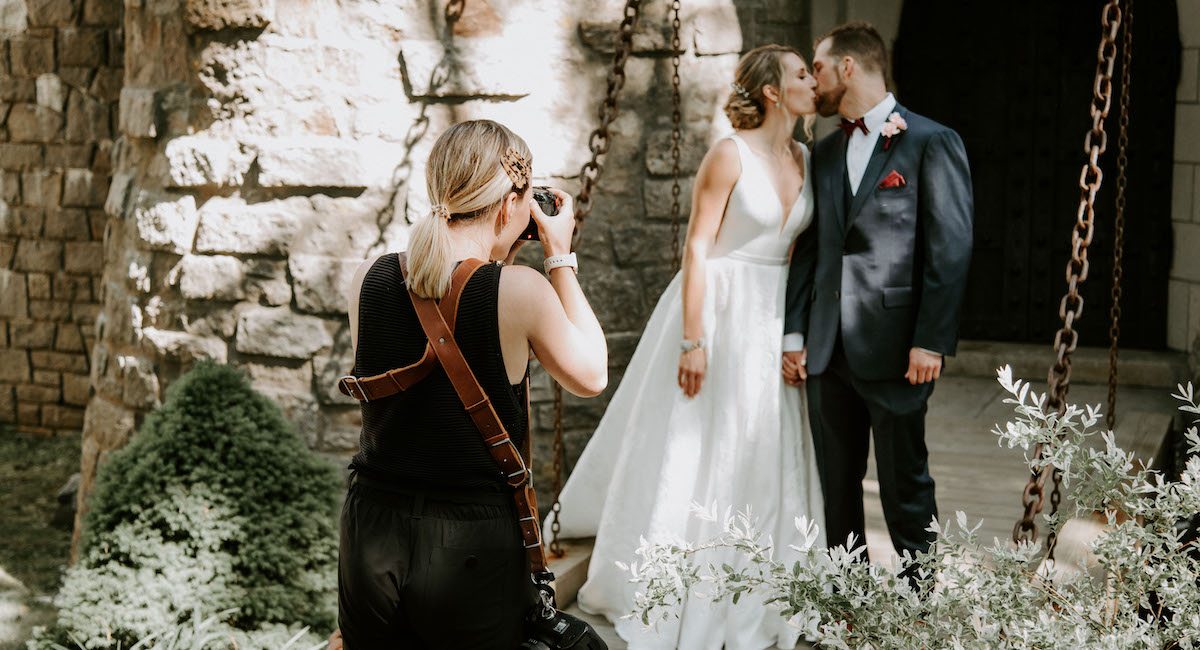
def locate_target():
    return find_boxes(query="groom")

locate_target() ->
[782,22,973,563]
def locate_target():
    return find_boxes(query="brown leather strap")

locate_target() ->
[337,257,485,402]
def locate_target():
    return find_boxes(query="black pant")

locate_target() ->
[806,338,938,560]
[338,475,536,649]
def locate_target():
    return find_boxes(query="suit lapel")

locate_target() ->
[823,133,849,232]
[846,105,909,229]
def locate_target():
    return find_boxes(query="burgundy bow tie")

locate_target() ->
[839,117,869,137]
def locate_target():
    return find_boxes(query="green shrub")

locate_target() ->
[29,362,341,649]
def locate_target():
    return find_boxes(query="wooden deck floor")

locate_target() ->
[557,371,1182,649]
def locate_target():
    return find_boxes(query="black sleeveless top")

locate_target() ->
[349,254,529,491]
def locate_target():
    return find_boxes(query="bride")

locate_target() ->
[547,45,825,649]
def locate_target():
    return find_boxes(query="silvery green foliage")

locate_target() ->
[30,607,325,650]
[626,366,1200,649]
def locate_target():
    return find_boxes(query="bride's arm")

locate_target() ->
[678,139,740,397]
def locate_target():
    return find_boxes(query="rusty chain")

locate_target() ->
[1013,0,1123,549]
[1107,0,1133,432]
[669,0,683,270]
[572,0,644,242]
[548,0,644,557]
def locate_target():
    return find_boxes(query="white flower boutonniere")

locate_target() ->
[880,112,907,150]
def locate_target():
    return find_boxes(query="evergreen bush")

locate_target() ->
[29,362,341,649]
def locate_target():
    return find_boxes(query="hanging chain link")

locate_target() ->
[1013,0,1123,549]
[548,0,644,556]
[669,0,684,271]
[572,0,644,244]
[1106,0,1133,432]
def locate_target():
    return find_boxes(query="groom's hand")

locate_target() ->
[905,347,943,385]
[782,349,807,386]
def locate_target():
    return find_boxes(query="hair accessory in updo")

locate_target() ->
[500,147,531,188]
[431,203,451,221]
[730,82,753,101]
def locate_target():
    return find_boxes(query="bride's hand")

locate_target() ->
[678,349,707,398]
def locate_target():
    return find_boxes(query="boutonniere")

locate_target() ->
[880,112,907,150]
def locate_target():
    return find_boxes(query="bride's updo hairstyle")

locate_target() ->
[408,119,532,299]
[724,44,803,130]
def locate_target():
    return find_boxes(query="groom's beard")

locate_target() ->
[816,82,845,117]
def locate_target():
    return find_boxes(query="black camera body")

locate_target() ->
[520,186,560,241]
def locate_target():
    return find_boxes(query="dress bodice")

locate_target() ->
[709,133,814,264]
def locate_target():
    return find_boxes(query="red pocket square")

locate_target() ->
[879,170,906,190]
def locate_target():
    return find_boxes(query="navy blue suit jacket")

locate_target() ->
[785,106,974,381]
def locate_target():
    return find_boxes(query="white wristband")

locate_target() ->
[543,252,578,274]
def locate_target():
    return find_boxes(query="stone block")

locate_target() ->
[185,0,275,31]
[313,325,354,405]
[62,371,90,405]
[289,254,358,315]
[14,239,62,272]
[82,395,134,450]
[0,385,13,422]
[36,74,66,111]
[20,170,62,206]
[63,242,102,274]
[117,354,158,408]
[1195,166,1200,225]
[58,27,106,67]
[1190,284,1200,355]
[243,258,291,305]
[57,66,94,91]
[253,137,396,189]
[43,404,84,429]
[177,254,246,301]
[579,266,647,332]
[1174,163,1195,224]
[0,1,28,32]
[1178,104,1200,164]
[27,273,49,299]
[87,209,104,239]
[103,170,132,217]
[194,195,307,255]
[1181,49,1199,103]
[88,66,121,103]
[93,141,112,175]
[645,129,708,175]
[44,208,90,240]
[7,103,64,142]
[0,348,31,382]
[2,172,21,203]
[164,136,253,188]
[83,0,120,26]
[1169,279,1188,351]
[62,168,107,207]
[0,144,44,169]
[0,206,44,236]
[17,383,60,402]
[611,221,677,266]
[32,370,58,385]
[140,327,227,363]
[17,402,40,425]
[1173,223,1200,282]
[399,39,535,98]
[0,241,13,268]
[26,0,78,26]
[689,3,742,55]
[579,20,676,55]
[117,88,160,140]
[0,78,36,102]
[72,301,98,325]
[1183,1,1200,48]
[643,176,693,221]
[55,273,91,302]
[9,35,55,76]
[55,322,83,351]
[45,144,94,169]
[130,191,198,254]
[0,269,28,319]
[65,89,110,143]
[29,300,69,320]
[243,361,312,405]
[236,306,333,359]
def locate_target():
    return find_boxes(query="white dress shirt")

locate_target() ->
[783,93,941,359]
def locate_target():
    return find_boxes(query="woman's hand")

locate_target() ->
[678,348,707,398]
[531,188,575,258]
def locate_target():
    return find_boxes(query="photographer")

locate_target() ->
[337,119,607,648]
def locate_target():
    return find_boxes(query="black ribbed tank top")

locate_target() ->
[349,254,528,491]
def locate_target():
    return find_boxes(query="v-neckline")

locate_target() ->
[735,135,805,233]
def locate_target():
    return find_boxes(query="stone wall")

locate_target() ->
[1168,0,1200,369]
[60,0,810,550]
[0,0,122,437]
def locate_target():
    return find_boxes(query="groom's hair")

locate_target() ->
[818,22,888,77]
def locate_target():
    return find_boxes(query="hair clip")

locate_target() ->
[730,82,752,101]
[500,147,531,188]
[431,204,451,221]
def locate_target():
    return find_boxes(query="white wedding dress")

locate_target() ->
[547,134,825,649]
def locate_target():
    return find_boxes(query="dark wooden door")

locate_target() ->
[893,0,1179,349]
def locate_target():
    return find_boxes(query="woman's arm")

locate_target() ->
[677,138,741,397]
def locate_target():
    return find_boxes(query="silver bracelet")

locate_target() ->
[680,338,705,353]
[543,252,578,274]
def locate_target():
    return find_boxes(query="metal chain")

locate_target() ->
[548,0,644,556]
[1106,0,1133,432]
[669,0,683,271]
[1013,0,1123,549]
[572,0,643,243]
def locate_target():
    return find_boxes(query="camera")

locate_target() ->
[520,186,560,241]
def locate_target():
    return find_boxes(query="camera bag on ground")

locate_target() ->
[338,255,607,650]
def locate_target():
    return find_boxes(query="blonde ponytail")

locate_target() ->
[406,120,532,299]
